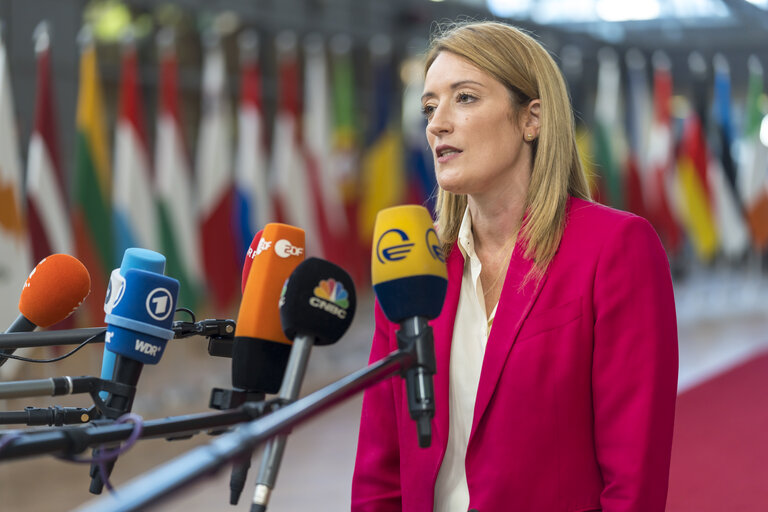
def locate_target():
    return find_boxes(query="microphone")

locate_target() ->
[99,248,166,400]
[241,228,264,293]
[228,223,304,504]
[251,257,357,512]
[371,205,447,447]
[1,254,91,367]
[233,223,305,394]
[89,267,179,494]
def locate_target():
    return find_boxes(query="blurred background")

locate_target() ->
[1,0,768,510]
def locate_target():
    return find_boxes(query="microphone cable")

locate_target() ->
[54,413,145,493]
[0,413,144,493]
[0,331,103,364]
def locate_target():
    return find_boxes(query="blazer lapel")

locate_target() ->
[470,243,548,438]
[429,244,463,448]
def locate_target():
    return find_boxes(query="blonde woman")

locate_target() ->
[353,21,677,512]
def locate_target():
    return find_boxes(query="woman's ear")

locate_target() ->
[523,99,541,139]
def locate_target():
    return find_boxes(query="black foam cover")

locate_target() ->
[280,258,356,346]
[231,338,291,394]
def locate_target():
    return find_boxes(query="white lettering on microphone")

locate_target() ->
[309,297,347,319]
[135,339,162,357]
[256,238,272,255]
[275,239,304,258]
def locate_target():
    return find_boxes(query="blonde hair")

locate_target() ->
[426,21,591,276]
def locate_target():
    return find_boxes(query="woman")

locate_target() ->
[352,21,678,512]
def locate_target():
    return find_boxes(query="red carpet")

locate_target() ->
[667,350,768,511]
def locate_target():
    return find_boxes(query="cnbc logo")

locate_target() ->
[309,279,349,319]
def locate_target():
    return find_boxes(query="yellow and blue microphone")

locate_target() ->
[372,204,447,323]
[371,204,447,447]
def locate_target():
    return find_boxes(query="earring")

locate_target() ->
[526,132,534,141]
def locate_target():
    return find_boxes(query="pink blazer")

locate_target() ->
[352,198,678,512]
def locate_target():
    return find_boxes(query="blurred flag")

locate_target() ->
[676,53,718,262]
[304,34,350,263]
[593,47,626,209]
[196,34,239,312]
[623,49,651,220]
[113,36,159,257]
[402,45,437,210]
[561,44,600,198]
[740,56,768,249]
[709,54,749,259]
[25,23,72,262]
[575,127,600,197]
[234,30,271,260]
[647,53,684,256]
[329,34,366,284]
[358,35,404,245]
[270,31,320,253]
[155,29,202,310]
[0,29,31,331]
[72,29,112,323]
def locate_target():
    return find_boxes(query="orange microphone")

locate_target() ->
[1,254,91,367]
[232,223,305,393]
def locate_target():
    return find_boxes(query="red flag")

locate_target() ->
[26,26,73,262]
[196,36,239,312]
[647,56,684,255]
[270,31,322,255]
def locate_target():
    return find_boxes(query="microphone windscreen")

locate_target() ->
[105,268,179,365]
[280,257,356,346]
[241,229,263,294]
[372,205,448,322]
[120,248,166,276]
[19,254,91,327]
[233,223,305,392]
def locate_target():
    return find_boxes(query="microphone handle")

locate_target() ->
[397,316,436,448]
[103,356,144,416]
[0,315,37,367]
[250,334,314,511]
[89,355,144,495]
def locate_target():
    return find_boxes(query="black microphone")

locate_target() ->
[1,254,90,367]
[88,268,179,494]
[250,257,356,512]
[371,205,448,447]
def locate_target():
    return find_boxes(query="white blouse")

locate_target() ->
[434,206,499,512]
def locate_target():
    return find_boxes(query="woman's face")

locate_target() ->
[422,51,532,198]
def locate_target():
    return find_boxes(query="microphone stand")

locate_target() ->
[0,319,236,353]
[0,406,95,426]
[0,399,284,461]
[0,328,106,350]
[0,376,136,422]
[73,349,413,512]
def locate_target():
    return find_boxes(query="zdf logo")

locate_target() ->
[275,239,304,258]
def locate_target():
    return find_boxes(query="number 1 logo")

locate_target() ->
[146,288,174,321]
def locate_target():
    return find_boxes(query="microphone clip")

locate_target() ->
[85,378,138,419]
[396,317,437,378]
[209,388,267,411]
[172,317,236,358]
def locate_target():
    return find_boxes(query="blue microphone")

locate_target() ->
[104,268,179,365]
[89,266,178,494]
[100,248,166,399]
